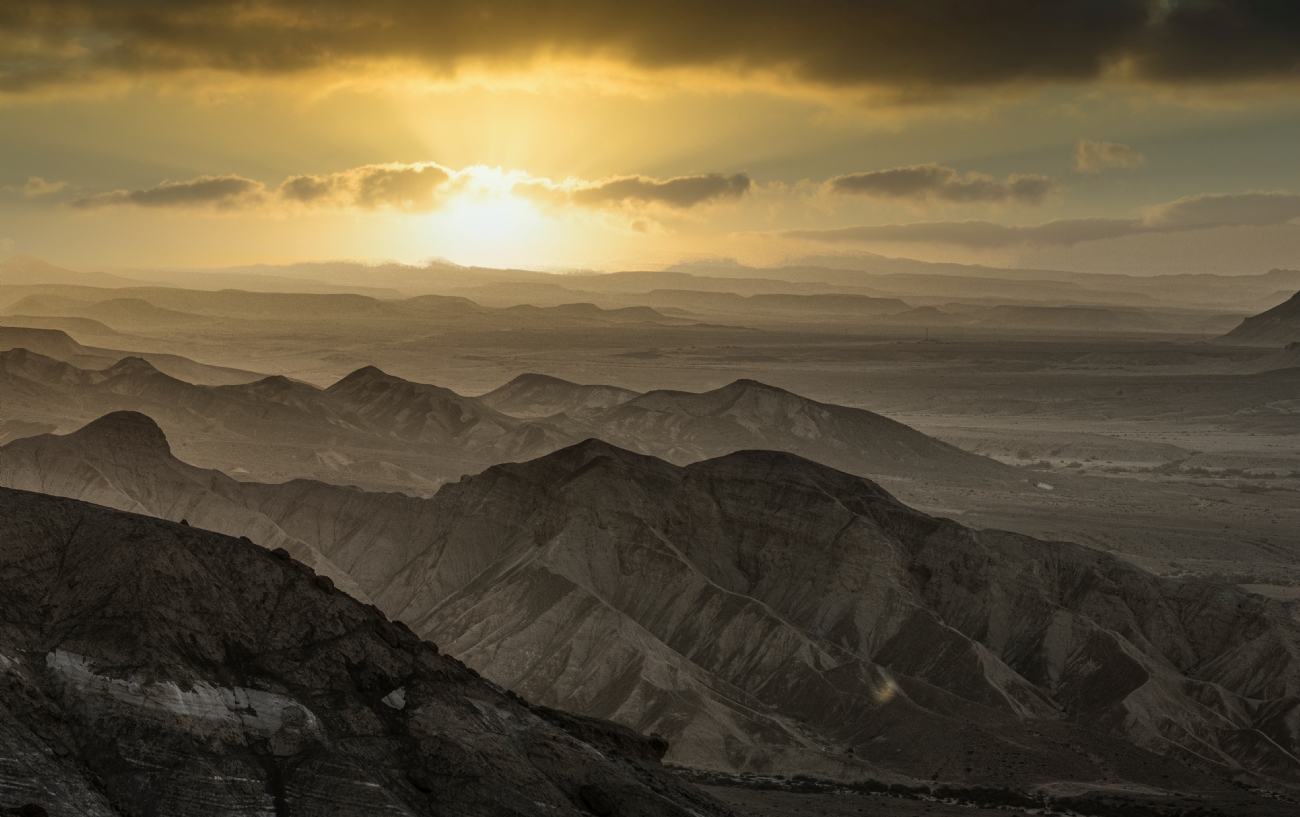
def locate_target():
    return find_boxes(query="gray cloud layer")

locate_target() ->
[66,165,749,213]
[2,1,1299,93]
[280,163,454,211]
[830,164,1058,205]
[1145,191,1300,227]
[70,165,456,213]
[569,173,752,208]
[1074,140,1145,174]
[22,176,66,196]
[785,192,1300,248]
[514,172,751,209]
[69,175,266,210]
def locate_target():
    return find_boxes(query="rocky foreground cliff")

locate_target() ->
[6,412,1300,815]
[0,487,733,816]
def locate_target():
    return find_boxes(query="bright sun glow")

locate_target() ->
[423,190,548,267]
[444,195,542,243]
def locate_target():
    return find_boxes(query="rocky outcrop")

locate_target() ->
[325,366,524,446]
[1219,290,1300,346]
[0,486,733,816]
[6,413,1300,802]
[481,373,639,419]
[0,328,93,363]
[0,411,368,601]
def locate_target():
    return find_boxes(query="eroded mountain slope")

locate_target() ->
[578,378,1013,483]
[0,410,367,599]
[481,373,640,419]
[1221,290,1300,346]
[5,413,1300,806]
[0,487,730,816]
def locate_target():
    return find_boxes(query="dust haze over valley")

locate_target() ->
[3,252,1298,592]
[9,3,1300,813]
[5,246,1300,815]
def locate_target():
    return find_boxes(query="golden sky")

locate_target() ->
[3,1,1300,273]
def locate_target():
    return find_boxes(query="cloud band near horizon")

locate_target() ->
[829,164,1058,205]
[782,192,1300,249]
[64,164,753,213]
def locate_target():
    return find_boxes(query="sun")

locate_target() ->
[420,191,549,267]
[446,193,543,243]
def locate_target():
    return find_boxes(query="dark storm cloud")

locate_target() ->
[69,175,266,210]
[830,165,1058,205]
[785,192,1300,248]
[2,1,1299,94]
[515,172,752,209]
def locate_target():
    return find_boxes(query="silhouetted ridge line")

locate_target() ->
[328,364,394,387]
[504,372,584,388]
[1221,289,1300,346]
[67,410,172,453]
[102,355,160,375]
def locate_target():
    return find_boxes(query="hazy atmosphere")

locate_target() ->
[3,4,1300,817]
[4,0,1300,272]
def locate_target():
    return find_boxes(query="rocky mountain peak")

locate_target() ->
[239,373,297,393]
[505,372,580,389]
[0,326,88,358]
[1219,289,1300,345]
[1274,289,1300,314]
[329,364,393,388]
[721,377,791,396]
[481,373,640,420]
[65,410,172,455]
[526,437,661,472]
[102,356,160,376]
[0,347,36,366]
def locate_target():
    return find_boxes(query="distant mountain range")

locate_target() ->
[0,345,1015,493]
[0,254,142,288]
[0,325,262,385]
[669,257,1300,312]
[4,255,1286,328]
[0,284,695,336]
[4,411,1300,805]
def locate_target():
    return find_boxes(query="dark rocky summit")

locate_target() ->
[0,487,733,816]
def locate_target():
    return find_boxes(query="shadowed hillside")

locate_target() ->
[1220,290,1300,346]
[0,484,732,816]
[6,412,1300,810]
